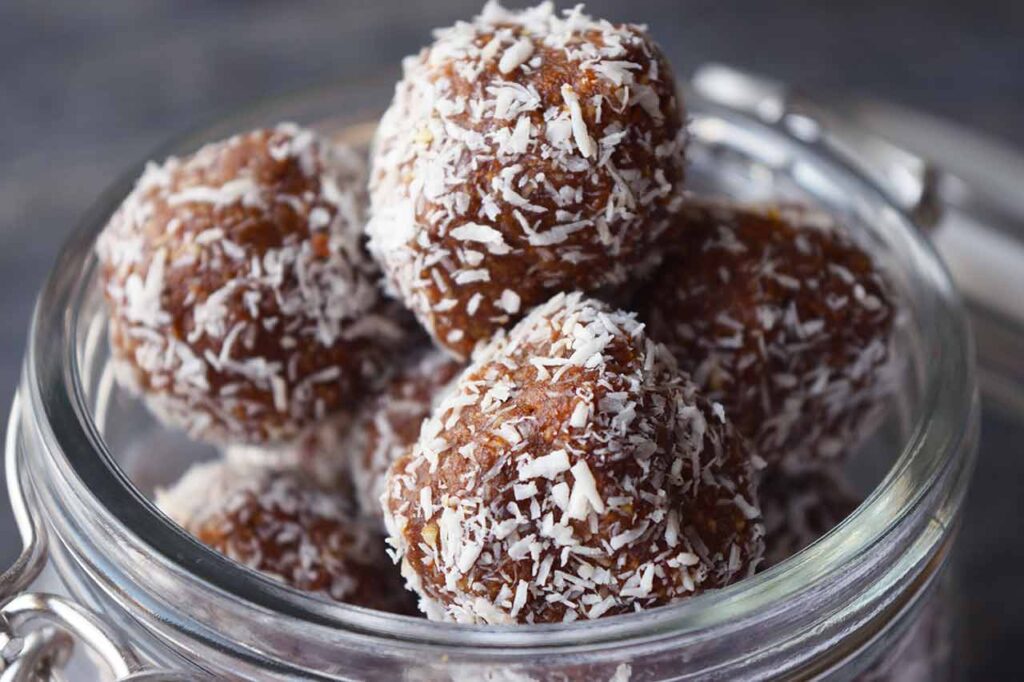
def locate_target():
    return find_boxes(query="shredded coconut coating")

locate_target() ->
[98,123,408,444]
[384,292,763,624]
[641,201,896,470]
[367,1,687,359]
[157,460,416,613]
[348,349,464,523]
[759,467,859,568]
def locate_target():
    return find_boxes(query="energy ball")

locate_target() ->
[98,123,406,445]
[368,2,687,359]
[384,292,763,624]
[759,468,859,568]
[157,460,416,614]
[348,349,464,523]
[641,201,896,470]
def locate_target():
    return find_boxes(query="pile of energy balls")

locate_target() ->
[97,2,894,625]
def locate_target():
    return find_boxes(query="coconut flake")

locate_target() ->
[561,84,596,159]
[498,37,535,74]
[518,450,571,480]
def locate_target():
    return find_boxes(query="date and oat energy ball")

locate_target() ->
[367,1,687,359]
[383,292,764,624]
[97,124,407,445]
[641,202,896,470]
[347,349,464,523]
[157,460,415,613]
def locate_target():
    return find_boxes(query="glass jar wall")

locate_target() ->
[5,82,978,680]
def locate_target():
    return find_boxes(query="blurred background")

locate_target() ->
[1,0,1022,676]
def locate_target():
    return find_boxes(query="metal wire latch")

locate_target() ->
[1,397,195,681]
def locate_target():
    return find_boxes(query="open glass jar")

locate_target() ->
[1,77,978,680]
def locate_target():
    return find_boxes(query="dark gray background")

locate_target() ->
[1,1,1022,677]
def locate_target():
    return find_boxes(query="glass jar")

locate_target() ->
[1,76,978,680]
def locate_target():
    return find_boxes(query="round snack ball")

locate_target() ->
[384,292,763,624]
[640,201,896,470]
[760,467,859,568]
[98,123,406,445]
[368,2,687,359]
[157,460,416,614]
[348,349,464,523]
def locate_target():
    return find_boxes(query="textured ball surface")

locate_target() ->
[641,201,896,469]
[384,292,763,624]
[98,124,406,444]
[348,349,464,523]
[368,1,687,358]
[157,460,416,613]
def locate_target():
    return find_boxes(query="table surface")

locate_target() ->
[1,1,1022,676]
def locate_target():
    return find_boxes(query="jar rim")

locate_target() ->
[22,82,978,656]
